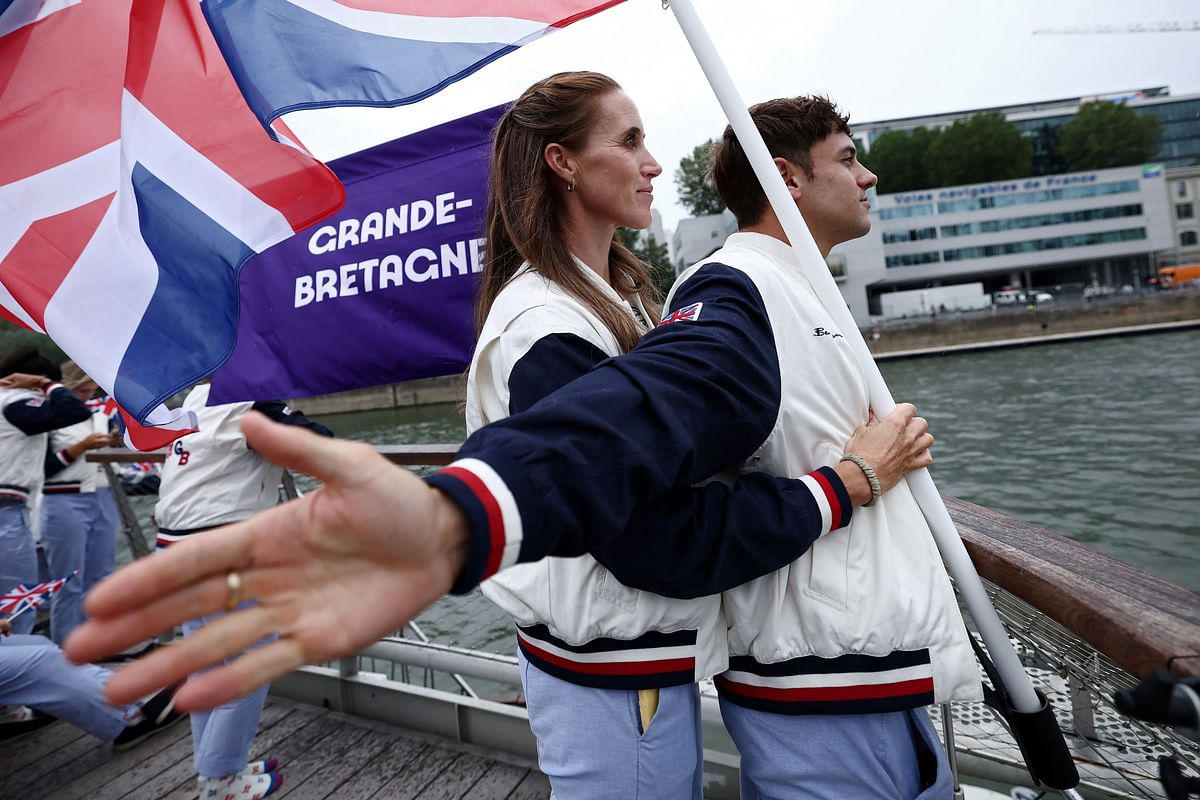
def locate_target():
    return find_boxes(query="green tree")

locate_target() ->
[674,139,726,216]
[0,320,67,365]
[618,228,675,299]
[1056,101,1162,171]
[927,112,1033,186]
[859,127,941,193]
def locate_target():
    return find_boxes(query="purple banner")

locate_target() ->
[209,104,505,404]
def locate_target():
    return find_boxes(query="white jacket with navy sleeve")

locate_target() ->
[0,384,90,507]
[154,383,332,545]
[468,264,730,689]
[673,233,981,715]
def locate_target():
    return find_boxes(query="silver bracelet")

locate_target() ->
[839,452,881,507]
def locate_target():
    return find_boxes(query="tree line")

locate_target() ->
[672,100,1163,213]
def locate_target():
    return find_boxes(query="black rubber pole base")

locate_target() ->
[1008,689,1080,790]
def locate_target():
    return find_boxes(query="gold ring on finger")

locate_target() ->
[224,571,243,613]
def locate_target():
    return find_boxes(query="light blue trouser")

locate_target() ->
[41,493,106,644]
[518,650,704,800]
[183,603,273,778]
[87,487,118,593]
[720,697,952,800]
[0,633,130,740]
[0,505,37,635]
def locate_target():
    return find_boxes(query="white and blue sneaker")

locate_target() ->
[199,770,282,800]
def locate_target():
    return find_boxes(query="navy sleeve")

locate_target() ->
[44,439,74,478]
[592,466,852,598]
[427,263,785,591]
[250,401,334,438]
[508,333,608,415]
[3,384,91,435]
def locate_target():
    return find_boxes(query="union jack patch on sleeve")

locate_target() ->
[658,302,704,326]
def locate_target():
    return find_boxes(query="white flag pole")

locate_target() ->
[666,0,1040,714]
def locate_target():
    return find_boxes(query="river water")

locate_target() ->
[290,329,1200,653]
[116,330,1198,655]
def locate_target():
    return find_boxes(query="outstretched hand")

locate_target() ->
[64,412,468,712]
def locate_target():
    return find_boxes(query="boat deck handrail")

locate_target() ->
[948,495,1199,680]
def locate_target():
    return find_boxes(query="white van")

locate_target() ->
[993,288,1026,305]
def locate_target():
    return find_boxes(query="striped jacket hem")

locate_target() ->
[715,648,936,715]
[517,623,700,690]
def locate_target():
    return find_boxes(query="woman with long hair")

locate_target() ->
[465,71,718,799]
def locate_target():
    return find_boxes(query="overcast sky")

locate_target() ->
[286,0,1200,233]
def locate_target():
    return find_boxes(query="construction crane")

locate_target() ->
[1033,21,1200,35]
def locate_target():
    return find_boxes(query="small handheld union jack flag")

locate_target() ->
[0,571,78,622]
[658,302,705,327]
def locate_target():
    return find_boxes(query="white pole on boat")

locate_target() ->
[664,0,1042,715]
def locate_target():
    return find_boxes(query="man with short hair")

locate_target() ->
[682,96,979,800]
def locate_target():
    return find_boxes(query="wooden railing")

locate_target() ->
[89,447,1199,680]
[949,495,1200,680]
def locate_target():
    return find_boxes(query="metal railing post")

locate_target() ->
[101,463,151,559]
[336,656,358,713]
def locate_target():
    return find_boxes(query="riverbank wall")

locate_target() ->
[293,374,463,416]
[295,290,1200,415]
[868,290,1200,358]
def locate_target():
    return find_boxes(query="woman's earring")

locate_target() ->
[567,178,575,193]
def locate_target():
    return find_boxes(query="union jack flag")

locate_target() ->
[201,0,629,133]
[86,395,120,419]
[0,0,345,450]
[0,571,78,621]
[658,302,705,326]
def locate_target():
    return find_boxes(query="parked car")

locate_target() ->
[1033,292,1054,304]
[1083,285,1114,300]
[993,288,1026,305]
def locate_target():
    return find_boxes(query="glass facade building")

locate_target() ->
[857,87,1200,174]
[827,163,1174,322]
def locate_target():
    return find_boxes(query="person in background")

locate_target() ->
[0,617,183,748]
[40,361,117,644]
[76,365,123,598]
[0,349,90,635]
[154,382,332,800]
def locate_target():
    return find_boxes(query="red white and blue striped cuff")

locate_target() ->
[155,530,190,549]
[801,466,853,535]
[425,458,524,594]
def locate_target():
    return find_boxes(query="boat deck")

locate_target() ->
[0,695,550,800]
